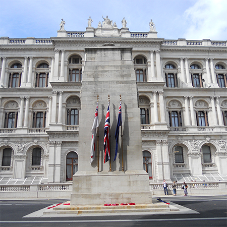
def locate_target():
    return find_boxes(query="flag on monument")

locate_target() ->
[104,103,110,163]
[90,102,99,163]
[114,101,122,161]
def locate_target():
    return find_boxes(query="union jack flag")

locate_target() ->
[90,102,99,163]
[114,101,122,161]
[104,102,110,163]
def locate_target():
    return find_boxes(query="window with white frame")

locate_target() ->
[164,63,178,87]
[66,96,81,126]
[4,101,18,128]
[35,63,49,87]
[68,55,82,82]
[31,101,47,128]
[143,151,152,179]
[8,63,22,88]
[190,64,203,87]
[202,145,211,163]
[215,63,227,88]
[134,55,147,82]
[139,96,150,124]
[174,146,184,163]
[2,148,12,166]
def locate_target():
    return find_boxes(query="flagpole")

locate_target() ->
[108,95,111,172]
[120,95,124,172]
[97,95,99,172]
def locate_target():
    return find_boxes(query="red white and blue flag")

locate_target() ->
[114,101,122,161]
[104,102,110,163]
[90,102,99,163]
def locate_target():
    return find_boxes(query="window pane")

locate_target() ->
[32,148,41,165]
[168,74,175,87]
[198,111,206,126]
[140,108,146,124]
[70,109,79,125]
[193,74,201,87]
[171,111,179,127]
[143,151,152,178]
[175,146,184,163]
[223,111,227,126]
[8,112,15,128]
[12,73,20,88]
[2,148,12,166]
[202,145,211,163]
[136,70,144,82]
[217,74,225,87]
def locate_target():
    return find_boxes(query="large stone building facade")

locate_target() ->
[0,17,227,184]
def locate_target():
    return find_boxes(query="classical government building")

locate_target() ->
[0,17,227,186]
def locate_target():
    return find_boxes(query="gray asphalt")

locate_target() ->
[0,196,226,227]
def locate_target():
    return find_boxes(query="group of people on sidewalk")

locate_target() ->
[163,180,188,196]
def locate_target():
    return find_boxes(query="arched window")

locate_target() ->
[202,145,211,163]
[66,152,78,181]
[215,64,227,88]
[8,63,22,88]
[134,55,147,82]
[35,63,49,87]
[32,147,41,166]
[66,96,81,127]
[174,146,184,163]
[143,151,152,179]
[164,63,178,87]
[167,100,183,129]
[196,111,209,126]
[190,64,201,69]
[4,101,18,128]
[68,55,82,82]
[2,148,12,166]
[190,64,203,87]
[32,101,47,129]
[165,64,175,69]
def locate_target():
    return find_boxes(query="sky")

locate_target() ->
[0,0,227,40]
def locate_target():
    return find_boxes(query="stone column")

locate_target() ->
[0,97,3,128]
[49,57,54,86]
[210,96,217,125]
[184,96,190,126]
[55,141,62,183]
[150,102,153,124]
[189,96,196,126]
[210,58,216,84]
[54,50,60,80]
[24,97,29,128]
[60,50,65,81]
[18,97,24,128]
[51,91,57,123]
[27,57,33,85]
[188,152,202,176]
[162,140,171,181]
[205,58,211,84]
[0,57,6,87]
[22,57,28,86]
[150,51,155,81]
[58,91,63,124]
[48,141,55,182]
[48,96,52,126]
[156,140,163,181]
[158,91,165,123]
[153,91,158,123]
[185,58,191,84]
[155,50,162,81]
[216,97,224,126]
[180,58,185,83]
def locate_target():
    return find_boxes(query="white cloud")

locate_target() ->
[183,0,227,40]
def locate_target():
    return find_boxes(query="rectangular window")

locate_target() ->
[136,69,146,82]
[67,109,79,125]
[174,146,184,163]
[33,112,46,128]
[35,73,48,87]
[223,111,227,126]
[68,69,82,82]
[2,148,12,166]
[192,74,203,87]
[4,112,17,128]
[165,73,178,87]
[217,74,227,88]
[32,148,41,166]
[8,73,21,88]
[140,108,149,124]
[197,111,209,126]
[169,111,182,127]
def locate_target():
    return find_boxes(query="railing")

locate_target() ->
[162,40,177,45]
[35,39,52,44]
[38,184,71,191]
[130,32,148,38]
[28,128,46,133]
[31,166,43,171]
[65,125,79,131]
[211,41,226,46]
[170,127,187,131]
[173,164,185,168]
[197,127,215,132]
[0,185,30,191]
[9,39,26,44]
[141,124,154,129]
[0,128,16,133]
[202,163,215,168]
[187,41,202,45]
[0,167,11,171]
[67,32,85,37]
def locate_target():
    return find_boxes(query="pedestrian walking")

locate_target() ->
[163,179,168,195]
[182,182,188,196]
[172,181,177,196]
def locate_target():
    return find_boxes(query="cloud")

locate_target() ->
[183,0,227,40]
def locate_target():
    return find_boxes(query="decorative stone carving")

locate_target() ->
[195,100,208,108]
[4,101,18,109]
[33,100,47,109]
[218,140,227,149]
[139,96,150,105]
[221,100,227,108]
[168,100,182,108]
[102,16,113,28]
[189,140,201,151]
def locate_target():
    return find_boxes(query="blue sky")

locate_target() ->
[0,0,227,40]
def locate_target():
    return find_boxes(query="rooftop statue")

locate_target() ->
[102,16,113,28]
[60,19,65,31]
[121,17,127,28]
[88,16,93,27]
[149,19,156,32]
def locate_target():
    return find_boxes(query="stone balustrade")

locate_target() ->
[130,32,148,38]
